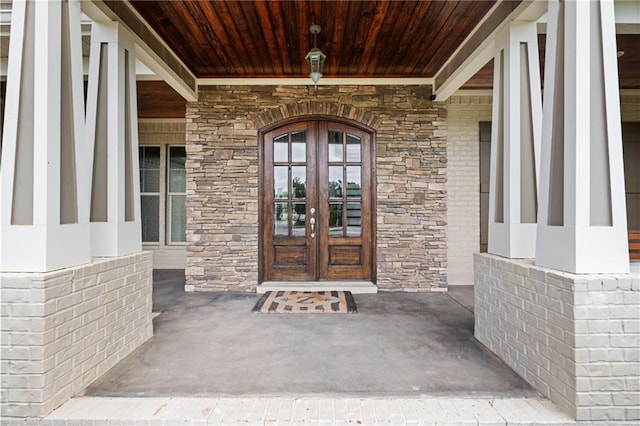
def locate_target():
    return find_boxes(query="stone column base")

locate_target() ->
[1,252,153,420]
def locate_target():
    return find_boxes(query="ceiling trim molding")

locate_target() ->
[81,0,197,101]
[138,118,186,124]
[434,0,548,101]
[196,77,435,87]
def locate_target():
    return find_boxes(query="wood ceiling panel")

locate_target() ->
[137,81,186,119]
[129,0,498,78]
[617,34,640,89]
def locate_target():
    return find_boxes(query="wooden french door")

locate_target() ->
[261,120,374,282]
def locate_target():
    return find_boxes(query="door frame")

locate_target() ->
[258,115,377,284]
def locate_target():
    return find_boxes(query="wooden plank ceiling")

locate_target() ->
[129,0,497,78]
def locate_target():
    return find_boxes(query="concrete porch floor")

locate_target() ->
[84,270,533,398]
[32,270,591,425]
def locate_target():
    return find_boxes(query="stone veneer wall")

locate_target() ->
[185,85,447,292]
[445,95,492,285]
[475,253,640,421]
[0,252,153,420]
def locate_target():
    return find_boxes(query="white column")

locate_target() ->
[0,0,90,272]
[488,21,542,259]
[85,22,142,257]
[536,0,629,274]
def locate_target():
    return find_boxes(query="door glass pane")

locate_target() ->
[168,146,186,193]
[328,166,343,198]
[274,166,288,199]
[141,195,160,242]
[291,131,306,162]
[328,131,343,162]
[274,203,288,235]
[346,166,361,198]
[291,203,306,236]
[328,203,344,236]
[274,134,288,162]
[291,166,306,199]
[346,134,361,162]
[346,202,362,236]
[169,194,187,242]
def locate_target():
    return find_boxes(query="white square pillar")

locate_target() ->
[85,22,142,257]
[536,0,629,274]
[0,0,90,272]
[488,21,543,259]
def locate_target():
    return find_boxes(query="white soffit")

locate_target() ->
[433,0,548,102]
[80,0,197,101]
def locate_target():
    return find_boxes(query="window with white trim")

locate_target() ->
[139,146,161,243]
[138,145,186,244]
[167,146,187,243]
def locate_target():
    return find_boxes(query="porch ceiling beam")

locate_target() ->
[433,0,548,102]
[80,0,197,102]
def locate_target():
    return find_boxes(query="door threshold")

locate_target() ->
[258,281,378,294]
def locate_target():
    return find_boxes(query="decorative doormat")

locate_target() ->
[252,291,357,314]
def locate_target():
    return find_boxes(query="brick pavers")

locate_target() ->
[29,396,584,425]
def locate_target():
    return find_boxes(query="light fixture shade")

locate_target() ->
[305,47,326,86]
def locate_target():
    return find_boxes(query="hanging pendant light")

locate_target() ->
[305,24,326,87]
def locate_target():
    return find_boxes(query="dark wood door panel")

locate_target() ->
[261,119,375,282]
[273,245,307,265]
[329,246,362,266]
[317,122,373,281]
[262,122,317,281]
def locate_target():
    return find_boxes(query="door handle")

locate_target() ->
[310,217,316,237]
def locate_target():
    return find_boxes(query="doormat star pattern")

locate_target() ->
[252,291,357,314]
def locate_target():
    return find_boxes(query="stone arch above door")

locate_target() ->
[250,101,382,130]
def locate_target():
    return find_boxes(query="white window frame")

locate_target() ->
[138,140,186,248]
[139,145,162,244]
[166,145,187,245]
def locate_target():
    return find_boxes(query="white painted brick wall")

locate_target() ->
[446,96,492,285]
[446,94,638,287]
[474,253,640,421]
[0,252,153,420]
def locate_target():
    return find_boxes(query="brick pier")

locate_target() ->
[474,253,640,422]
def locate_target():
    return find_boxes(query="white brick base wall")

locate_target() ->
[474,253,640,421]
[0,252,154,420]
